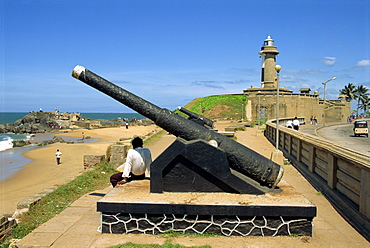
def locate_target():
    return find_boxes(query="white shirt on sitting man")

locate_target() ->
[119,147,152,178]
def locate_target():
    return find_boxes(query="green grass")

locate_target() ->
[176,94,248,120]
[107,240,211,248]
[144,130,167,145]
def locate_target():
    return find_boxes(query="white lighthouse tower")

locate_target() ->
[259,35,279,88]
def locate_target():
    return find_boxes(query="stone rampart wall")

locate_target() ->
[247,92,350,124]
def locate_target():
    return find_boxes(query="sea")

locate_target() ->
[0,112,145,182]
[0,112,145,152]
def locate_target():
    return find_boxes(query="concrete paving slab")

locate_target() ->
[16,232,63,248]
[65,222,100,235]
[32,219,76,233]
[40,211,86,224]
[51,234,98,248]
[70,190,110,208]
[57,206,91,216]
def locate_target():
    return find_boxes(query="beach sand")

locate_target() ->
[0,125,161,216]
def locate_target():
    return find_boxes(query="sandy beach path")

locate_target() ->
[0,125,160,216]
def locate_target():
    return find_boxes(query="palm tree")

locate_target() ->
[338,83,356,102]
[354,85,369,114]
[358,94,369,115]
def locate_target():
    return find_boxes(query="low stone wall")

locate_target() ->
[101,213,313,237]
[265,119,370,240]
[109,145,128,169]
[83,154,105,170]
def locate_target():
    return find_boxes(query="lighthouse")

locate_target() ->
[259,35,279,88]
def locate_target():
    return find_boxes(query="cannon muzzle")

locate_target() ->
[72,65,283,188]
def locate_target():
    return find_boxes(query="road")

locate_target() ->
[316,122,369,155]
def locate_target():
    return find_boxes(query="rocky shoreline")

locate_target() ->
[1,110,154,134]
[0,111,84,134]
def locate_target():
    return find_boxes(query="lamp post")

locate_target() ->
[270,65,284,165]
[322,77,336,102]
[242,104,244,121]
[275,65,282,150]
[258,91,261,131]
[322,77,336,126]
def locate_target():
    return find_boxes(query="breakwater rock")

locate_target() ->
[12,140,31,147]
[0,111,83,134]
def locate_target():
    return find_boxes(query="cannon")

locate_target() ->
[177,106,215,129]
[72,65,283,190]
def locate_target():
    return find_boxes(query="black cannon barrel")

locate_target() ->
[72,65,283,188]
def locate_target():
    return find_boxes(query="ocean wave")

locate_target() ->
[0,133,30,152]
[0,137,13,151]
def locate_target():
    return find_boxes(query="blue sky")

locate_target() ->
[1,0,369,113]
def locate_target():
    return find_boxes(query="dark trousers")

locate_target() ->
[110,172,145,187]
[56,158,61,164]
[293,125,299,131]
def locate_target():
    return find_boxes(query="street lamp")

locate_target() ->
[275,65,282,150]
[242,104,244,121]
[322,77,336,102]
[270,65,284,165]
[258,91,261,131]
[322,77,336,127]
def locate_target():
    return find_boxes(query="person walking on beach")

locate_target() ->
[55,149,62,165]
[110,137,152,187]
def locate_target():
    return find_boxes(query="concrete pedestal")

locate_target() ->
[98,180,316,237]
[270,150,284,165]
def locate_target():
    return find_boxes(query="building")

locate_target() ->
[243,36,349,124]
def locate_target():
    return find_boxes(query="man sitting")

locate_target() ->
[110,137,152,187]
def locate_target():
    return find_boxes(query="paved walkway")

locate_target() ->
[15,124,369,248]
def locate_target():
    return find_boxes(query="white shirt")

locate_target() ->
[122,147,152,178]
[292,119,300,126]
[55,151,62,158]
[286,120,293,127]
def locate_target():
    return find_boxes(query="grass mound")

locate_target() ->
[178,94,248,120]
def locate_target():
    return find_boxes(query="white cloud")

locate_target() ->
[323,57,337,66]
[344,59,370,71]
[281,75,307,82]
[284,69,324,75]
[356,59,370,67]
